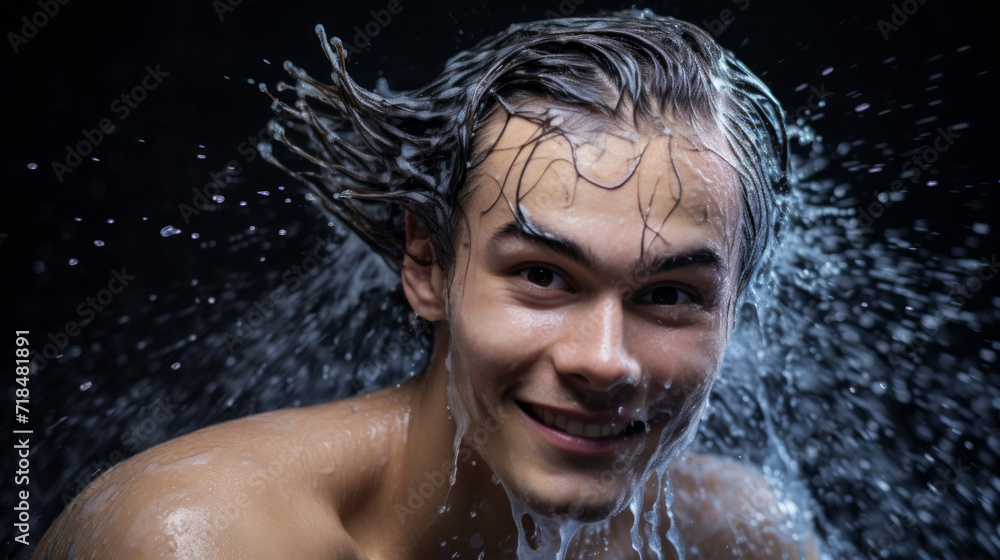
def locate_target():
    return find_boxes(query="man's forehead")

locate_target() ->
[472,112,741,237]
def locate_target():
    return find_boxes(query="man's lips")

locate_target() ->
[515,401,649,440]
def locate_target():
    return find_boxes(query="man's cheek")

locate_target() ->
[464,303,552,350]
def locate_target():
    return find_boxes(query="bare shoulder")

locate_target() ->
[665,452,821,560]
[33,388,412,559]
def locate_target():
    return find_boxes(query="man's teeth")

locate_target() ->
[533,406,625,438]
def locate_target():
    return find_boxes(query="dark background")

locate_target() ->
[2,0,998,558]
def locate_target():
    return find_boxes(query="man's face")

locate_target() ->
[442,108,742,520]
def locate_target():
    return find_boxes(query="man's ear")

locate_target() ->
[401,211,446,321]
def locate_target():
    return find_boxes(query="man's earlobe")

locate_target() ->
[401,212,446,321]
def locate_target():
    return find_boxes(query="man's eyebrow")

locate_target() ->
[642,247,721,275]
[487,221,723,275]
[489,221,596,268]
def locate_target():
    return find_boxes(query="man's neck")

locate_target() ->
[378,328,522,559]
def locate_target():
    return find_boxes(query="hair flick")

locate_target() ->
[262,10,788,293]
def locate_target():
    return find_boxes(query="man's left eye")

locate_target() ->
[636,286,693,305]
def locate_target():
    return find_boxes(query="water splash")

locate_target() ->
[27,33,996,560]
[159,225,183,237]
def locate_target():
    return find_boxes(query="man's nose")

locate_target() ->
[553,294,641,392]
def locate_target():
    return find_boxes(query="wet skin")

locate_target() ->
[34,113,818,559]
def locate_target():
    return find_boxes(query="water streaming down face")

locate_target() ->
[415,64,762,554]
[30,10,998,560]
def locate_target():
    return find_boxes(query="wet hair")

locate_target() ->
[262,9,788,294]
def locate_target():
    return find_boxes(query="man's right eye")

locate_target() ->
[518,266,573,292]
[523,266,554,286]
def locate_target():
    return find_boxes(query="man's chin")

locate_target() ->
[515,482,633,524]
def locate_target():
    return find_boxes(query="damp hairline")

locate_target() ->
[445,91,743,282]
[263,11,789,297]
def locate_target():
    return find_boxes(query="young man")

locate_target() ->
[35,11,818,559]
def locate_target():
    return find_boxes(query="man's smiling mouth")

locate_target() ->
[516,401,648,439]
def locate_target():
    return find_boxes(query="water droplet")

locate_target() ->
[27,162,38,170]
[93,240,105,247]
[171,362,181,370]
[278,229,287,236]
[160,225,182,237]
[191,232,200,240]
[68,258,79,266]
[212,194,225,203]
[80,381,92,391]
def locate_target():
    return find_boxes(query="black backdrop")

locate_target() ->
[2,0,998,557]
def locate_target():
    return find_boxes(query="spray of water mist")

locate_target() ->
[29,11,997,560]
